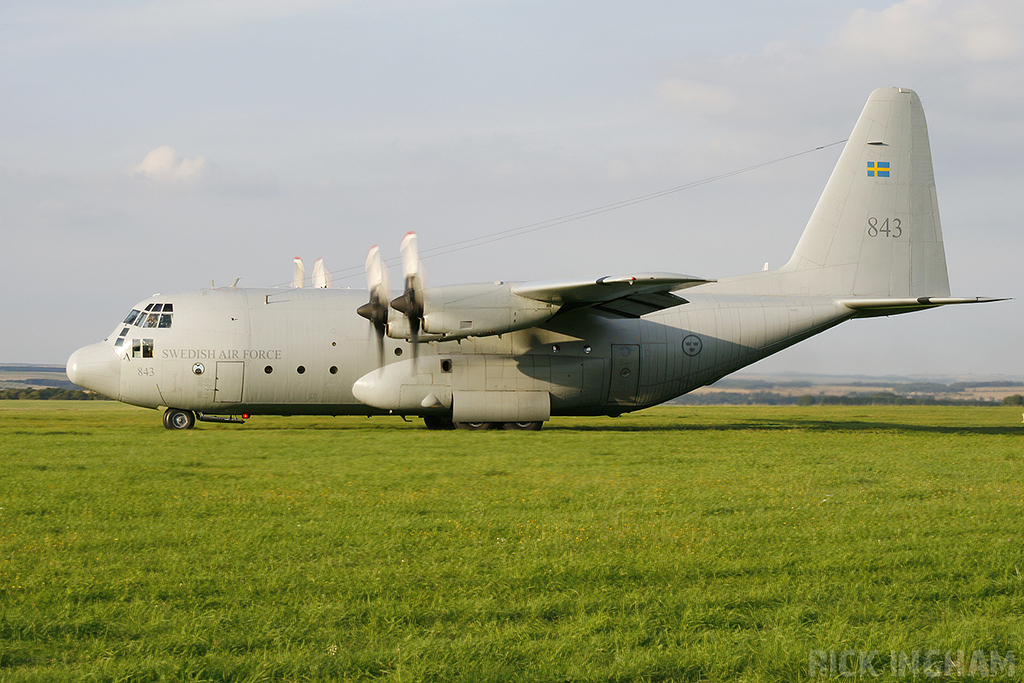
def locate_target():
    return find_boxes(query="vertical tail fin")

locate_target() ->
[781,87,950,297]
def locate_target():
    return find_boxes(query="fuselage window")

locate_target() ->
[114,338,125,348]
[119,328,129,337]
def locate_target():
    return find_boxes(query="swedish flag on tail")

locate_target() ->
[867,161,890,177]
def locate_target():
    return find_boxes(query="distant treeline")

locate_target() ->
[675,391,1024,407]
[12,378,78,389]
[713,378,1023,393]
[0,388,107,401]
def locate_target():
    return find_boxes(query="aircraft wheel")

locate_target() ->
[164,408,196,430]
[454,421,496,430]
[423,415,456,430]
[502,421,543,431]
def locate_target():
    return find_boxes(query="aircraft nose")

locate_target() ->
[66,342,121,400]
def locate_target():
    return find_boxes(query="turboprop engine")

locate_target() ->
[387,281,558,341]
[358,232,560,347]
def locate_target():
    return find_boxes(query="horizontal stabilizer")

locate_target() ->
[839,296,1007,317]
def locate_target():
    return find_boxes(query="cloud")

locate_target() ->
[657,78,737,118]
[836,0,1023,64]
[654,0,1024,141]
[125,146,285,196]
[3,0,343,50]
[131,146,207,181]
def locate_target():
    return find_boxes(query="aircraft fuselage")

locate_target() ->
[71,286,853,418]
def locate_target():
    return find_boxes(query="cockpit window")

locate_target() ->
[124,304,174,329]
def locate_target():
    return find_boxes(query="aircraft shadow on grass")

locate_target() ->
[553,419,1024,437]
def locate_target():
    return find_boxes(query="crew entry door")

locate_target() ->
[214,361,244,403]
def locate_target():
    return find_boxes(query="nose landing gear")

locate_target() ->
[163,408,196,430]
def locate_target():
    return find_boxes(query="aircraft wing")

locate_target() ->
[839,296,1008,317]
[513,272,711,318]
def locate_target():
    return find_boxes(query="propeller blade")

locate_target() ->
[357,245,390,365]
[312,257,331,289]
[392,232,425,360]
[366,245,389,301]
[400,231,419,284]
[293,257,305,288]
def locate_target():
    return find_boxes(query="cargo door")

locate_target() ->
[609,344,640,406]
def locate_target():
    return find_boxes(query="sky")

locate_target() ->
[2,0,1022,378]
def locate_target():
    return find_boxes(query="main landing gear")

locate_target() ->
[422,416,543,431]
[500,421,543,431]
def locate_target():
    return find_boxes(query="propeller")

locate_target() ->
[293,257,305,288]
[356,245,390,365]
[390,232,425,359]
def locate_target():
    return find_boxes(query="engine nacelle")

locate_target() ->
[386,282,558,341]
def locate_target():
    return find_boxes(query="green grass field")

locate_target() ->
[1,402,1022,682]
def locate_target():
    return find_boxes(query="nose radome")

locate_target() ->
[66,342,121,399]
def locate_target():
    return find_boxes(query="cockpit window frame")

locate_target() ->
[123,304,174,330]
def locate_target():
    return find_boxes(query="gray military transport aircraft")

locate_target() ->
[67,87,1001,430]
